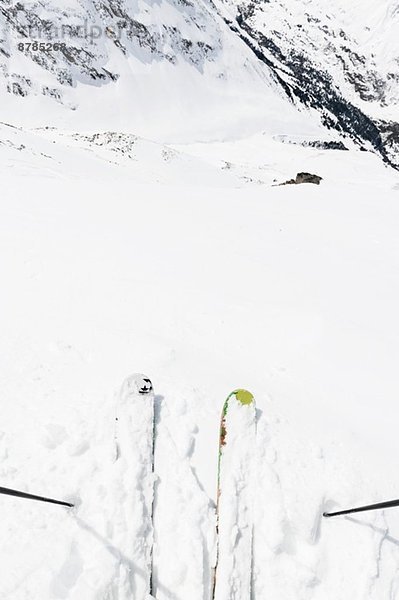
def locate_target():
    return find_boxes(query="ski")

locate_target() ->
[212,389,256,600]
[114,373,155,600]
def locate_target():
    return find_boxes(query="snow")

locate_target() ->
[2,0,316,141]
[151,392,215,600]
[1,0,399,593]
[220,0,399,122]
[1,128,399,599]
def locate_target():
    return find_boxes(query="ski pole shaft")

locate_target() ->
[323,498,399,518]
[0,486,73,508]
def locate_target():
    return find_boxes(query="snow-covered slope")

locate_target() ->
[1,137,399,599]
[0,121,250,186]
[217,0,399,167]
[1,0,315,142]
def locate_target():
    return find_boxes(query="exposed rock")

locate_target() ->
[275,136,348,150]
[306,140,348,151]
[219,0,399,170]
[276,172,323,186]
[296,172,323,185]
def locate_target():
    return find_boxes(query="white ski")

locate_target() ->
[113,373,155,600]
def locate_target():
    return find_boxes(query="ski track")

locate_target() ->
[2,377,399,599]
[151,392,215,600]
[253,411,399,600]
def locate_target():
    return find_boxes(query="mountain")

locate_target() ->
[216,0,399,167]
[1,0,398,166]
[1,0,315,141]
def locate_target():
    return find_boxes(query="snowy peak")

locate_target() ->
[1,0,398,168]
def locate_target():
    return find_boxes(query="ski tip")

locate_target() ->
[121,373,153,396]
[229,389,255,406]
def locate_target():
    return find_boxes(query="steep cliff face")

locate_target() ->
[0,0,398,166]
[215,0,399,167]
[1,0,220,91]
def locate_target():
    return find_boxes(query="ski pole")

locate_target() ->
[0,486,74,508]
[323,498,399,518]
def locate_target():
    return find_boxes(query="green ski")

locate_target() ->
[212,389,256,600]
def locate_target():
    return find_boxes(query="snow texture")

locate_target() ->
[1,124,399,599]
[1,1,399,598]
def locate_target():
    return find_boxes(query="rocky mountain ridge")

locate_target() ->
[1,0,398,168]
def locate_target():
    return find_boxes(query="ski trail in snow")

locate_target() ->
[252,410,322,598]
[252,405,399,600]
[151,393,215,600]
[345,513,399,599]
